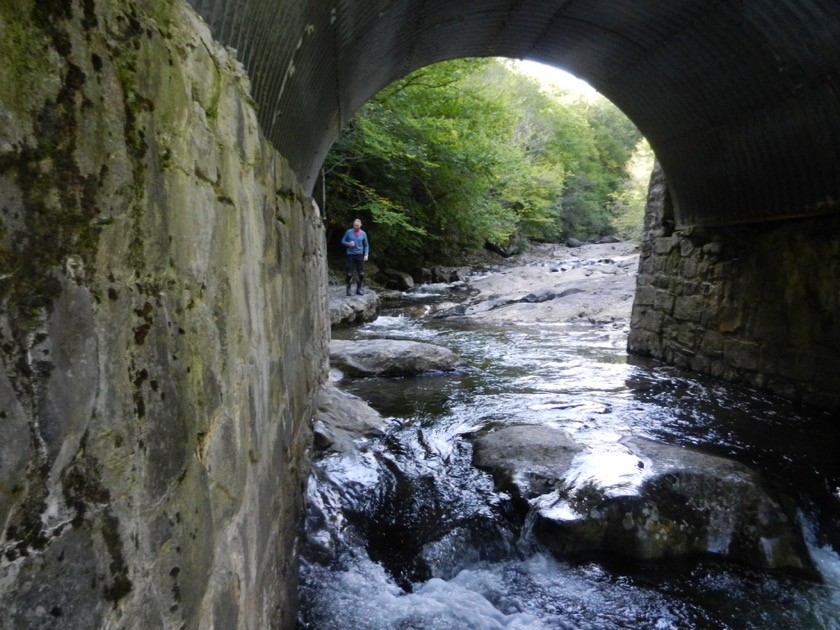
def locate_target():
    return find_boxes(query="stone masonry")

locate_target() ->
[629,163,840,411]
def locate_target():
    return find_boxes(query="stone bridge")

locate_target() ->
[189,0,840,227]
[189,0,840,408]
[0,1,838,628]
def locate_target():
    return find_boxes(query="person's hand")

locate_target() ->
[364,255,368,261]
[349,241,355,247]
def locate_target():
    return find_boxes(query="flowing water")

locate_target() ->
[298,288,840,629]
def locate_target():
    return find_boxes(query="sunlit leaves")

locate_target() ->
[324,58,647,267]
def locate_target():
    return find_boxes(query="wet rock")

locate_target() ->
[430,302,469,318]
[329,286,381,326]
[312,385,389,453]
[461,299,516,316]
[519,290,556,303]
[599,437,815,573]
[471,425,583,502]
[472,427,815,574]
[431,265,472,283]
[302,521,337,565]
[419,522,517,581]
[330,339,462,376]
[594,235,622,244]
[380,269,415,291]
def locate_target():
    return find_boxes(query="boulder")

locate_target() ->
[329,339,462,376]
[471,428,815,573]
[380,268,415,291]
[312,385,389,453]
[329,286,381,326]
[430,265,471,283]
[593,234,622,244]
[412,267,433,284]
[471,425,583,501]
[430,303,468,318]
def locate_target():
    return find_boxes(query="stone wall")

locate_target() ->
[629,163,840,411]
[0,1,327,628]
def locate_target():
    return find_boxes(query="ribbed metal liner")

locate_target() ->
[186,0,840,227]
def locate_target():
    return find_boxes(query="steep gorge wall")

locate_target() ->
[629,164,840,411]
[0,1,327,627]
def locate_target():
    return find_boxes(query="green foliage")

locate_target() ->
[611,138,655,240]
[324,58,649,268]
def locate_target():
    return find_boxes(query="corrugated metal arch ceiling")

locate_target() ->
[187,0,840,227]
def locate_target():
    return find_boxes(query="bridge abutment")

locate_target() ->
[0,2,327,627]
[629,163,840,411]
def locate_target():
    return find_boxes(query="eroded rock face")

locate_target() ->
[329,339,462,376]
[0,2,327,628]
[471,428,814,573]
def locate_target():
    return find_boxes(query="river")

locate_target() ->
[298,288,840,629]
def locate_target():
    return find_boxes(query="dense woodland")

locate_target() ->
[323,58,653,270]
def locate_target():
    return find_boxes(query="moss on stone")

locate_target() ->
[61,438,133,603]
[2,466,50,558]
[0,1,110,338]
[0,4,60,122]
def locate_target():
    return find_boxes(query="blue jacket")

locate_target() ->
[341,228,369,256]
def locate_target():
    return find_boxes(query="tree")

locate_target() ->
[324,58,647,270]
[611,138,655,240]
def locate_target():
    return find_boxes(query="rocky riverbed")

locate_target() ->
[429,240,639,324]
[330,240,640,327]
[303,239,840,629]
[317,239,817,572]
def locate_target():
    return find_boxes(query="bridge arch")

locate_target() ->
[188,0,840,228]
[186,0,840,409]
[1,3,838,626]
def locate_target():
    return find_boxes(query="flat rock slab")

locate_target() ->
[329,339,462,376]
[426,241,640,324]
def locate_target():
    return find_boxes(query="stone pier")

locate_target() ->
[629,164,840,410]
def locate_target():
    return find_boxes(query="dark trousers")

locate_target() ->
[345,254,365,286]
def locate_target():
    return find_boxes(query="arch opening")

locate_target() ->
[319,56,652,276]
[188,0,840,229]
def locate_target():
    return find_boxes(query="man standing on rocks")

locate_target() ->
[342,218,369,295]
